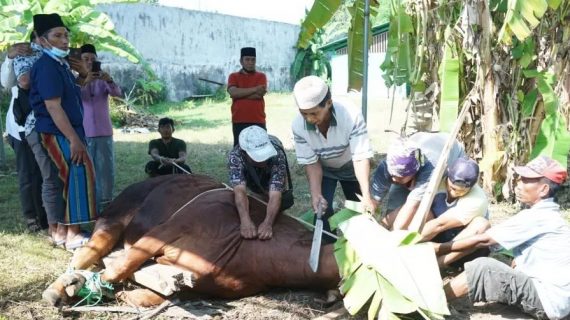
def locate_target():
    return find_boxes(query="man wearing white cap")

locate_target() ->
[292,76,375,237]
[228,125,292,240]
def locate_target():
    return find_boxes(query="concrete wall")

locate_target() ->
[98,4,300,101]
[329,53,407,99]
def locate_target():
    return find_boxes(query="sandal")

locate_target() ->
[65,233,91,252]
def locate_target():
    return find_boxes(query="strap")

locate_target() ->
[243,139,293,192]
[272,142,294,191]
[244,158,267,195]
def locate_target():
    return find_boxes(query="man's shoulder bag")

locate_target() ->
[12,87,32,126]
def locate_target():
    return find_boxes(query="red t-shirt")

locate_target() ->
[227,71,267,124]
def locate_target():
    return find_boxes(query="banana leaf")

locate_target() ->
[347,0,380,91]
[523,70,570,166]
[438,27,460,133]
[498,0,552,43]
[297,0,342,49]
[380,4,414,87]
[334,213,449,319]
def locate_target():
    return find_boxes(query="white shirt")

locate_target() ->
[1,57,23,140]
[292,99,373,169]
[487,199,570,319]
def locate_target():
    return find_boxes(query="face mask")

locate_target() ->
[42,37,69,59]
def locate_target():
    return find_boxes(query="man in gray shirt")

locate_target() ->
[433,156,570,319]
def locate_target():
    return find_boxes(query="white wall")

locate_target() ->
[329,53,407,99]
[98,3,300,101]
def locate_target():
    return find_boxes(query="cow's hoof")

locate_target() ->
[42,287,65,307]
[60,273,86,297]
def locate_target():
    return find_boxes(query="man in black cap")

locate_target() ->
[227,47,268,146]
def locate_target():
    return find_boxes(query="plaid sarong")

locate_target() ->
[41,133,98,224]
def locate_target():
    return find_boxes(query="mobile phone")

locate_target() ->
[92,61,102,73]
[67,48,81,60]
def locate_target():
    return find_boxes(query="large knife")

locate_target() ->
[308,203,324,273]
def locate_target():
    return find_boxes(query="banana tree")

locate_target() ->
[296,0,380,91]
[0,0,152,74]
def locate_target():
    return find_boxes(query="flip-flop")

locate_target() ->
[53,238,66,249]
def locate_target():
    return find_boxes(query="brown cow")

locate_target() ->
[43,174,340,307]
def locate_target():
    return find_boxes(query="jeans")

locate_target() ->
[320,176,361,237]
[86,136,114,209]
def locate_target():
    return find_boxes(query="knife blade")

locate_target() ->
[308,203,324,272]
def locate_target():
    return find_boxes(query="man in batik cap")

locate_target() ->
[227,47,267,146]
[433,155,570,320]
[415,157,490,268]
[292,75,375,238]
[371,132,465,230]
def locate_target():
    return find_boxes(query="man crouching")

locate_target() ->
[434,156,570,319]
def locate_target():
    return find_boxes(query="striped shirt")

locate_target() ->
[292,100,373,169]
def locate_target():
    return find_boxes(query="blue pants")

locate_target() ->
[320,176,361,235]
[86,136,114,209]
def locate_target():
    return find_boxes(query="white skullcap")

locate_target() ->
[293,75,329,110]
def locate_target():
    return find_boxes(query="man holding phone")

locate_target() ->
[79,43,122,211]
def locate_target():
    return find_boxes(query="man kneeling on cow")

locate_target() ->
[434,156,570,320]
[228,125,293,239]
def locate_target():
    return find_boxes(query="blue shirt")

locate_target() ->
[30,53,85,138]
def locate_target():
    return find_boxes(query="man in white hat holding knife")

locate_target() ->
[292,76,375,241]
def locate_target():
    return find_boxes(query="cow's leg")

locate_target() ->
[117,288,166,307]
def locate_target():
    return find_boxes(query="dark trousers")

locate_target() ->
[145,161,192,177]
[8,134,48,229]
[320,176,361,238]
[232,123,266,146]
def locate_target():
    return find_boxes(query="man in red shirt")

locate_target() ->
[227,47,267,146]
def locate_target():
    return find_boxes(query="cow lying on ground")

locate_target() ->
[43,174,340,307]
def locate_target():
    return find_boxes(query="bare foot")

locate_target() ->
[257,221,273,240]
[240,219,258,239]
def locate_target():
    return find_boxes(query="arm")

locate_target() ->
[305,162,326,213]
[433,233,497,255]
[149,148,161,162]
[100,72,123,97]
[353,158,376,213]
[44,97,88,164]
[392,199,421,230]
[174,151,187,164]
[421,215,465,242]
[258,190,282,240]
[227,85,266,99]
[234,184,257,238]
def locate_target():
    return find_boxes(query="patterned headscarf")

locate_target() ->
[386,138,421,177]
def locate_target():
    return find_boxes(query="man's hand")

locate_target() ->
[255,85,267,96]
[99,71,114,83]
[69,137,88,165]
[240,219,258,239]
[258,220,273,240]
[69,57,89,78]
[360,195,377,215]
[7,43,32,59]
[312,195,327,215]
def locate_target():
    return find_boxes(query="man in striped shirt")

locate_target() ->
[292,76,374,238]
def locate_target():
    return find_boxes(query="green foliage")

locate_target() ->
[380,3,415,87]
[334,213,449,319]
[523,70,570,166]
[297,0,343,49]
[498,0,560,44]
[291,29,332,81]
[0,0,154,76]
[438,27,460,133]
[134,78,166,107]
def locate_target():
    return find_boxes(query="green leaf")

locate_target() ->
[334,236,361,279]
[341,265,378,315]
[531,114,570,166]
[329,208,360,231]
[367,290,383,320]
[297,0,342,49]
[438,27,460,133]
[498,0,550,43]
[522,88,538,117]
[376,273,416,314]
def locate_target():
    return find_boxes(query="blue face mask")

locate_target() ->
[42,38,69,59]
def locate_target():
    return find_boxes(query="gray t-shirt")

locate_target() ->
[487,199,570,319]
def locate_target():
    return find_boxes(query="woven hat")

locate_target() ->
[293,76,329,110]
